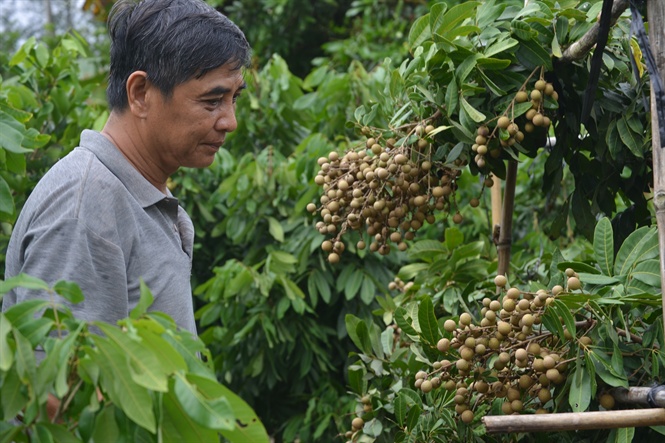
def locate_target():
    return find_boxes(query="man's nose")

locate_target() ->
[215,105,238,133]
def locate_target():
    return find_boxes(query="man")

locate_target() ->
[2,0,250,338]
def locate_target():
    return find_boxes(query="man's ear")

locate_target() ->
[126,71,151,118]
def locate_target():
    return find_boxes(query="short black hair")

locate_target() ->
[106,0,251,111]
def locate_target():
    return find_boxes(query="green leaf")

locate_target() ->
[575,273,619,285]
[173,374,234,431]
[436,2,480,39]
[397,263,429,281]
[0,113,30,154]
[556,261,600,275]
[445,227,464,249]
[617,116,643,158]
[53,280,84,304]
[408,14,431,50]
[588,351,628,387]
[345,315,366,354]
[484,37,518,57]
[91,406,121,443]
[593,217,614,276]
[355,322,373,356]
[0,314,13,371]
[0,176,13,215]
[610,427,635,443]
[345,269,364,300]
[394,308,419,338]
[360,277,376,305]
[1,368,27,420]
[455,54,480,84]
[460,98,486,122]
[95,323,169,392]
[630,259,661,288]
[204,381,269,443]
[348,363,367,395]
[380,328,394,357]
[0,274,50,294]
[614,227,658,276]
[515,38,553,70]
[309,270,331,304]
[394,394,408,426]
[445,75,459,117]
[13,328,36,382]
[606,119,622,160]
[552,299,576,338]
[569,362,591,412]
[417,296,440,345]
[130,280,154,319]
[551,33,563,57]
[4,299,51,332]
[267,216,284,242]
[91,337,156,432]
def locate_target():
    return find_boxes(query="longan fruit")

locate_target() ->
[461,409,474,423]
[494,275,508,287]
[567,276,582,290]
[437,338,451,352]
[599,393,615,410]
[515,91,528,103]
[497,116,511,129]
[421,380,433,393]
[351,417,364,430]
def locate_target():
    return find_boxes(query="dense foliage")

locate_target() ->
[1,0,664,442]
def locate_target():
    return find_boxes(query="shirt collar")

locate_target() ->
[79,129,171,208]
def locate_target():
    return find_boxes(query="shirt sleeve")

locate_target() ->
[3,217,129,325]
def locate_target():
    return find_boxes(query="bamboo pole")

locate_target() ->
[491,174,502,240]
[611,387,665,408]
[496,161,518,277]
[648,0,665,341]
[483,409,665,434]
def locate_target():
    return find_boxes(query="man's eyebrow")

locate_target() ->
[200,83,247,97]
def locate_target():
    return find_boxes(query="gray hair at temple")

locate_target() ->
[106,0,251,111]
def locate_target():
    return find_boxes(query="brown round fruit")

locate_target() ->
[351,417,364,430]
[599,393,615,410]
[497,116,511,129]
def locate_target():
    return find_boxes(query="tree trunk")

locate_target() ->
[648,0,665,338]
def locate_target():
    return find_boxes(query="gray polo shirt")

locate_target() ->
[2,130,197,335]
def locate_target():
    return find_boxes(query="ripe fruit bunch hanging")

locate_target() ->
[472,72,559,170]
[308,123,464,263]
[415,271,591,424]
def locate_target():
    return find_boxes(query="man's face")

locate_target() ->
[143,63,245,173]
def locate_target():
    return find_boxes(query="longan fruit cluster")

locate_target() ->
[308,124,463,262]
[472,77,559,169]
[413,271,589,421]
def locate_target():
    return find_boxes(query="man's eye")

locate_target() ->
[232,94,241,103]
[206,99,221,107]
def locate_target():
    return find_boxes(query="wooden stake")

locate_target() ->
[483,408,665,434]
[648,0,665,341]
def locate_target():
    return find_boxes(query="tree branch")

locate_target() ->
[559,0,630,64]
